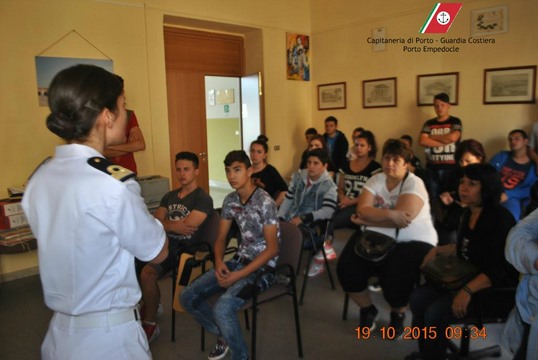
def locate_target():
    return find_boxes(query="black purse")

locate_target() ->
[353,172,408,263]
[421,255,480,291]
[353,229,396,263]
[421,208,481,291]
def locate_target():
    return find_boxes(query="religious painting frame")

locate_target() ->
[286,33,310,81]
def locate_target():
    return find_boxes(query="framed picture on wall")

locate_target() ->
[483,65,536,104]
[471,5,508,37]
[286,33,310,81]
[417,72,459,106]
[362,77,397,108]
[318,82,346,110]
[35,56,113,107]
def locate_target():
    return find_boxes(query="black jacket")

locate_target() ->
[323,130,349,172]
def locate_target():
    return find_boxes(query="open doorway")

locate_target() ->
[164,22,264,199]
[205,74,262,207]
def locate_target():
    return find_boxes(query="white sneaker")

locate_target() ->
[314,242,337,262]
[368,284,382,292]
[368,281,382,293]
[208,339,229,360]
[307,262,325,277]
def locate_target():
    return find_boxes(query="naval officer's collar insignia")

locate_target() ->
[88,157,136,182]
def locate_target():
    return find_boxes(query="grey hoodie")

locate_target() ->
[278,169,337,223]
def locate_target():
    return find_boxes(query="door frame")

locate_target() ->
[164,27,244,192]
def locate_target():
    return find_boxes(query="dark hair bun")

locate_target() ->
[45,64,123,141]
[257,134,269,143]
[46,111,83,140]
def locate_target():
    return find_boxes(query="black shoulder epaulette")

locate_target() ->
[87,157,136,182]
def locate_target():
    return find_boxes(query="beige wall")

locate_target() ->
[0,0,312,198]
[310,0,538,160]
[1,0,537,276]
[0,0,312,277]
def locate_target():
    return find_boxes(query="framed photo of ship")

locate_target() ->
[483,66,536,104]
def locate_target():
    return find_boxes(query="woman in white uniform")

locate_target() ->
[22,65,168,360]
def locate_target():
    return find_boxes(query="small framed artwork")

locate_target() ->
[417,72,459,106]
[318,82,346,110]
[371,27,386,52]
[471,5,508,37]
[483,65,536,104]
[362,77,397,108]
[286,33,310,81]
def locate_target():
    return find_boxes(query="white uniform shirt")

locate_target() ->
[362,172,438,246]
[22,144,166,315]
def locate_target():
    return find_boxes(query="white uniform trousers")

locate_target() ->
[42,309,151,360]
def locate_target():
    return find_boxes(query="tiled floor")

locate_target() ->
[0,228,513,360]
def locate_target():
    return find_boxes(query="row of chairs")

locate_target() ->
[168,212,513,360]
[299,217,514,360]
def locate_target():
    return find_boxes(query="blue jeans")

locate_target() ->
[180,260,274,360]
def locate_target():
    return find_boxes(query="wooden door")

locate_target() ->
[164,27,244,192]
[165,70,208,190]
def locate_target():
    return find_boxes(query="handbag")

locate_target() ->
[353,172,409,263]
[421,255,480,291]
[353,229,396,263]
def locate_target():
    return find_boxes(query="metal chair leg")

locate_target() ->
[342,292,349,320]
[201,326,205,351]
[244,309,250,330]
[171,266,177,342]
[290,274,304,357]
[299,249,314,305]
[319,246,335,289]
[250,300,258,360]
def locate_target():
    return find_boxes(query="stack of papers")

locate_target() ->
[0,226,34,247]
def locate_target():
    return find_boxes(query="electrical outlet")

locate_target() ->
[274,145,280,151]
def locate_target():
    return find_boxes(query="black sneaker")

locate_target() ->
[360,305,380,331]
[389,311,406,339]
[208,338,229,360]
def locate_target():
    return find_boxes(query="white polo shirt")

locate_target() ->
[22,144,166,315]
